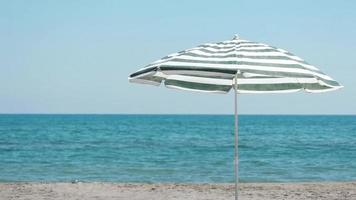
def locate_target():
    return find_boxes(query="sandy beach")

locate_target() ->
[0,182,355,200]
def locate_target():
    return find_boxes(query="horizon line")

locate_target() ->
[0,113,355,116]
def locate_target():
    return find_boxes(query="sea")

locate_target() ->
[0,114,355,183]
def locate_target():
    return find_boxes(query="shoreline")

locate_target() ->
[1,182,355,200]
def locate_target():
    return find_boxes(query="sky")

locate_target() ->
[0,0,355,114]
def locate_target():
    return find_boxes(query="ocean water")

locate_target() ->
[0,114,355,183]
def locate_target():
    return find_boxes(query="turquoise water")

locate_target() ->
[0,114,355,183]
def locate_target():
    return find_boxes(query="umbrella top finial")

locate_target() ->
[233,34,239,40]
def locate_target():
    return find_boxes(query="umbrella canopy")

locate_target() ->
[129,35,342,93]
[128,35,342,200]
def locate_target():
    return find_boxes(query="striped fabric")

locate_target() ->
[129,35,342,93]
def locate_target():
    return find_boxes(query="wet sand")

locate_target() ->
[1,182,356,200]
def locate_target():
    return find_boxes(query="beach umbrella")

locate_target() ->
[128,35,342,200]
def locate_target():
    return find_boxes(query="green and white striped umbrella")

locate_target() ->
[128,35,342,200]
[129,35,342,93]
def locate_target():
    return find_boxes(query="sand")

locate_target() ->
[0,182,355,200]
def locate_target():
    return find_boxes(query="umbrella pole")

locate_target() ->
[234,74,239,200]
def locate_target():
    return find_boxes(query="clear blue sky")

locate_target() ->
[1,0,355,114]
